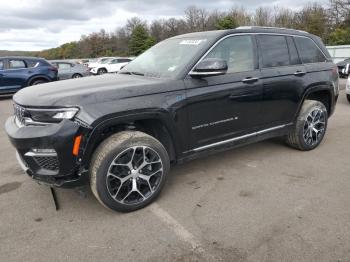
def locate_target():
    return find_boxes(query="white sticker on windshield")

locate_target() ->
[179,39,206,45]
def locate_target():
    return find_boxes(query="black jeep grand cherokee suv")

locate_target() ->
[5,27,339,212]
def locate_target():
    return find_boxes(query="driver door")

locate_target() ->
[184,35,263,150]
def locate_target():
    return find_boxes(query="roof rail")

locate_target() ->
[236,26,307,34]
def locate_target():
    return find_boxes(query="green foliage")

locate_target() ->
[128,25,155,56]
[215,16,238,30]
[328,28,350,45]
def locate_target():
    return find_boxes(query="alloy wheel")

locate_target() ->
[106,146,163,205]
[303,108,326,146]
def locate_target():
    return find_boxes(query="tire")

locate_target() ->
[97,68,107,75]
[30,79,48,86]
[72,73,82,78]
[347,94,350,103]
[286,100,328,151]
[90,131,170,212]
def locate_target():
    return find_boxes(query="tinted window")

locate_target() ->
[58,63,72,69]
[119,59,131,63]
[9,60,26,69]
[294,37,326,63]
[110,59,119,64]
[258,35,290,68]
[205,35,255,73]
[286,37,301,65]
[0,60,3,70]
[26,60,39,68]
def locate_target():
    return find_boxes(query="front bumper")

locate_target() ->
[5,116,88,188]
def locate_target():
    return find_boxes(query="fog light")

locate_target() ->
[25,149,57,157]
[32,149,56,154]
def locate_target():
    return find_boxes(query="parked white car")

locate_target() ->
[90,58,132,75]
[88,57,116,70]
[346,76,350,103]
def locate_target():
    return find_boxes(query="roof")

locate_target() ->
[0,56,45,60]
[171,26,311,40]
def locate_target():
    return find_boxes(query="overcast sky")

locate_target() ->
[0,0,329,51]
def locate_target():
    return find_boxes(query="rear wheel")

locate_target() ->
[90,131,170,212]
[72,73,82,78]
[286,100,328,151]
[347,94,350,103]
[30,79,48,86]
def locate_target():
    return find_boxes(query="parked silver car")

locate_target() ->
[50,61,90,80]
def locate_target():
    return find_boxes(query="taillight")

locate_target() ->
[49,66,58,72]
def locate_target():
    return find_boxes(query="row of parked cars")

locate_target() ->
[0,56,133,95]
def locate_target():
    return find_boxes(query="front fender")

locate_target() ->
[79,109,181,168]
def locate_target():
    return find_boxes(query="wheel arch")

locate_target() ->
[296,85,333,120]
[27,75,50,86]
[81,113,178,169]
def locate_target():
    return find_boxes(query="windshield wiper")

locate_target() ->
[119,71,145,76]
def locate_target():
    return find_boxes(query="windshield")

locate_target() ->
[120,38,208,79]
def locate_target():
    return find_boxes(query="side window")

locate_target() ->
[9,60,26,69]
[204,35,255,73]
[258,35,290,68]
[26,60,39,68]
[58,63,72,69]
[0,60,3,70]
[286,37,301,65]
[119,59,131,63]
[294,37,326,63]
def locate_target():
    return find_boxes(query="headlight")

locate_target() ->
[27,108,79,124]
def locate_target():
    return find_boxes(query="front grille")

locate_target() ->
[33,156,59,171]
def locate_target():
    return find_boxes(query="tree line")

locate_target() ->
[36,0,350,59]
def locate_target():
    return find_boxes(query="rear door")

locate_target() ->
[257,34,306,126]
[57,62,73,79]
[1,59,29,91]
[293,36,333,87]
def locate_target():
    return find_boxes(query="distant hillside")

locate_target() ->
[0,50,38,57]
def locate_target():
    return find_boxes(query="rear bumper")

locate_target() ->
[5,116,88,188]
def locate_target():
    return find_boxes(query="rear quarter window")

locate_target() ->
[26,60,40,68]
[258,35,290,68]
[294,37,326,64]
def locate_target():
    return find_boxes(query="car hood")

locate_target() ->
[13,74,170,107]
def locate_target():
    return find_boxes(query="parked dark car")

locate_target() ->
[337,58,350,78]
[5,27,338,212]
[0,57,58,94]
[50,60,90,80]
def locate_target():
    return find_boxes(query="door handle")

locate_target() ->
[294,71,306,76]
[242,77,259,84]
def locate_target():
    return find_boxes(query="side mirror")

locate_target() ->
[190,58,228,77]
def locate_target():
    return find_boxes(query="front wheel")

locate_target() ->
[97,68,107,75]
[286,100,328,151]
[90,131,170,212]
[347,94,350,103]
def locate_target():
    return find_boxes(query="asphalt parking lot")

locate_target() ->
[0,79,349,262]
